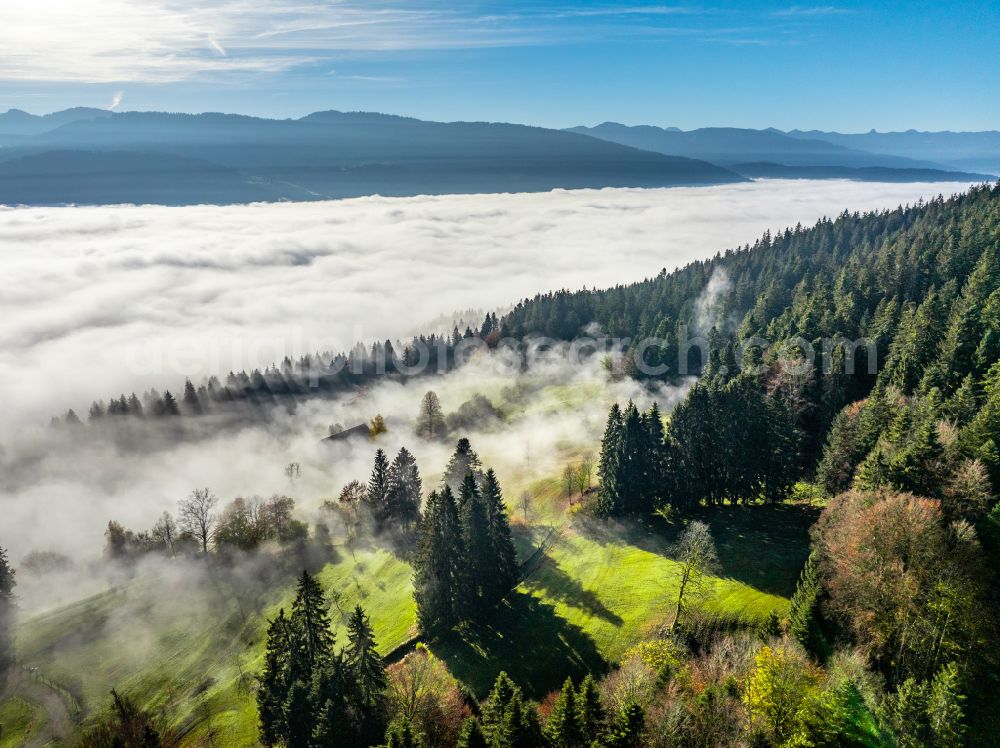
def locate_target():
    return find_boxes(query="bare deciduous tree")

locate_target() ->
[519,490,532,524]
[178,488,218,554]
[563,464,577,500]
[151,511,177,556]
[577,455,594,494]
[669,520,720,633]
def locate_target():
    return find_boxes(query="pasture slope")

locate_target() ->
[1,489,814,745]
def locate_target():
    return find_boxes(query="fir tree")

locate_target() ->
[481,469,518,602]
[160,390,180,416]
[258,609,292,745]
[605,703,644,748]
[0,545,15,673]
[289,570,335,677]
[368,448,391,525]
[787,552,829,660]
[482,672,532,747]
[597,403,624,515]
[457,717,488,748]
[458,473,491,616]
[345,605,387,711]
[182,379,202,414]
[443,438,485,494]
[413,487,463,636]
[927,662,966,747]
[884,677,930,748]
[310,653,355,747]
[575,674,605,744]
[384,717,425,748]
[282,678,314,748]
[544,677,583,748]
[386,447,422,530]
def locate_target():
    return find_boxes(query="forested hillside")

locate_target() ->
[505,182,1000,743]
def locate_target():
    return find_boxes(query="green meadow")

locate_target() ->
[4,490,815,744]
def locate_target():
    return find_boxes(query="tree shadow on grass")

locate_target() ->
[520,552,623,627]
[431,591,607,699]
[574,503,819,598]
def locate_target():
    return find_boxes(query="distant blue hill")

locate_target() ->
[0,107,112,138]
[0,109,744,206]
[729,161,993,183]
[0,150,283,206]
[785,129,1000,176]
[567,122,998,179]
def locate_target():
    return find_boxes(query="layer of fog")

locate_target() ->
[0,180,974,432]
[6,348,685,612]
[0,179,977,613]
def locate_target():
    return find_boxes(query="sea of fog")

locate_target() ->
[0,179,974,430]
[0,179,977,605]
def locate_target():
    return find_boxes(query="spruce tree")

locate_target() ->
[544,677,582,748]
[481,469,518,602]
[458,473,491,615]
[0,545,16,673]
[457,717,488,748]
[575,674,605,744]
[289,570,335,677]
[258,609,293,746]
[387,447,422,530]
[283,678,314,748]
[413,487,463,636]
[443,438,484,494]
[597,403,624,515]
[788,552,829,660]
[345,605,387,710]
[368,448,391,525]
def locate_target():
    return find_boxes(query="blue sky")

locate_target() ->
[1,0,997,131]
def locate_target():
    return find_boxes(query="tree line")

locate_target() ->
[55,315,506,436]
[596,375,796,516]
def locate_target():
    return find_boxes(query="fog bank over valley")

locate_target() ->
[0,178,977,608]
[0,180,973,430]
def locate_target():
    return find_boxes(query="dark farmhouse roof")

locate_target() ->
[322,423,370,443]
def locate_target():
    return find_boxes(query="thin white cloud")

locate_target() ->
[208,36,227,56]
[773,5,854,17]
[0,0,532,83]
[0,0,838,84]
[106,90,124,109]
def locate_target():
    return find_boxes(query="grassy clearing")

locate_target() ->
[433,502,816,698]
[11,501,815,742]
[14,546,416,746]
[0,696,47,747]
